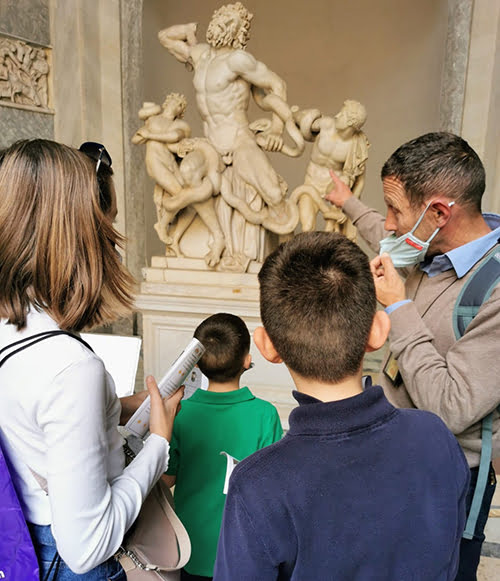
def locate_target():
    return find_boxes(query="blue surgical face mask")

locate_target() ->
[379,200,455,268]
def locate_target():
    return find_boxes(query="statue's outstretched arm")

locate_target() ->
[131,128,147,145]
[158,23,198,64]
[251,92,305,157]
[137,122,191,145]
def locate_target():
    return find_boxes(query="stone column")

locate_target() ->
[49,0,147,375]
[119,0,146,285]
[461,0,500,213]
[440,0,500,213]
[50,0,127,244]
[439,0,473,134]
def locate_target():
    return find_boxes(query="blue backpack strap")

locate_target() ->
[453,247,500,539]
[453,249,500,339]
[462,414,494,539]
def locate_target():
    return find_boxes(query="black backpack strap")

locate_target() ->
[0,330,94,369]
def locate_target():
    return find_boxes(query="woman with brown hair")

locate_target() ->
[0,139,182,580]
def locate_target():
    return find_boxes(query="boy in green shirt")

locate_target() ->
[164,313,283,581]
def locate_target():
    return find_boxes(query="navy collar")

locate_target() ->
[288,381,396,437]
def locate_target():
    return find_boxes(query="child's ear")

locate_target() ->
[365,310,390,352]
[243,352,252,370]
[253,327,283,364]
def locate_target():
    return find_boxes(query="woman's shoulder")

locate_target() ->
[1,308,102,385]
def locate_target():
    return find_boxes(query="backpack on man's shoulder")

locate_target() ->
[453,246,500,539]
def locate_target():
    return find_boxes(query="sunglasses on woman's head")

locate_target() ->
[78,141,112,173]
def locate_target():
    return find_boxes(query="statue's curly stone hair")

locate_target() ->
[163,93,187,117]
[343,100,367,131]
[211,2,253,49]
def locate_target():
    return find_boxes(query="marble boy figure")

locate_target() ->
[132,94,226,266]
[132,94,190,245]
[159,2,294,270]
[294,100,369,239]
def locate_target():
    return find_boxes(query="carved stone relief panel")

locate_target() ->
[0,35,52,112]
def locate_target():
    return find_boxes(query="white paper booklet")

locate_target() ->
[81,333,141,397]
[183,364,209,399]
[125,338,205,438]
[220,451,240,494]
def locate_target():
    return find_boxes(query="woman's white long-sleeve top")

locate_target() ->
[0,308,169,573]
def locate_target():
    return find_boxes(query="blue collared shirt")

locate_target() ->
[420,213,500,278]
[386,213,500,314]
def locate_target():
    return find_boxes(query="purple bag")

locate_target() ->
[0,439,40,581]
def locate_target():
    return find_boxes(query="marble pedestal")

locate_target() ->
[136,257,297,428]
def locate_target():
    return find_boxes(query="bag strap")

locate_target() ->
[452,246,500,539]
[116,483,192,572]
[119,446,192,571]
[0,330,94,493]
[157,482,191,571]
[453,248,500,339]
[0,330,93,369]
[462,415,494,539]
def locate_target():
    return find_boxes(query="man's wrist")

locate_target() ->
[340,194,359,212]
[385,299,412,315]
[327,193,350,209]
[340,194,353,208]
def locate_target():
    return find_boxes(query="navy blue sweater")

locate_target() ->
[214,382,469,580]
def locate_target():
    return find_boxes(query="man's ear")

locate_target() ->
[366,310,390,353]
[429,200,454,228]
[253,326,283,364]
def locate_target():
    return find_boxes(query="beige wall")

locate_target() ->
[461,0,500,214]
[141,0,448,259]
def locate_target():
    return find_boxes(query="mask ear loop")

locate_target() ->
[410,200,455,243]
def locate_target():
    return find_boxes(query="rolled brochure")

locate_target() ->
[125,338,205,439]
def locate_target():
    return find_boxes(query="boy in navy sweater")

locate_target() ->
[214,232,469,581]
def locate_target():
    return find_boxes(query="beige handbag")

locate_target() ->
[116,477,191,581]
[28,469,191,581]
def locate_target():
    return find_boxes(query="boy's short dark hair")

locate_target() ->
[194,313,250,383]
[258,232,376,383]
[381,132,485,212]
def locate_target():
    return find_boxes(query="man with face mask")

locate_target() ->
[327,132,500,581]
